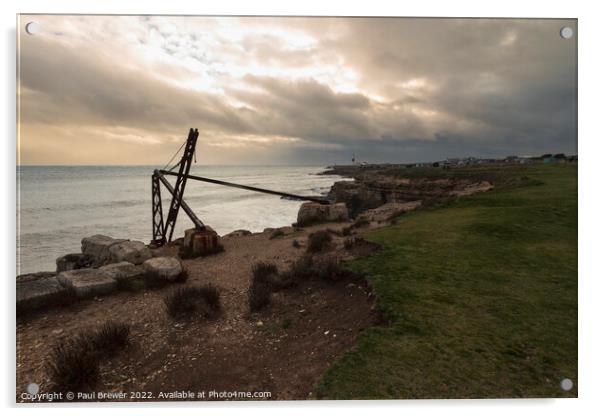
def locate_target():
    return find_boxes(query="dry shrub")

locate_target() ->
[47,321,131,393]
[307,230,332,253]
[248,262,278,311]
[344,237,355,250]
[286,255,314,282]
[164,284,222,319]
[47,336,99,393]
[90,321,130,356]
[313,256,355,282]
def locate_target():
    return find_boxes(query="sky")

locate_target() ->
[17,15,577,165]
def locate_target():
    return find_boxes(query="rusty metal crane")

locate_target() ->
[151,128,329,247]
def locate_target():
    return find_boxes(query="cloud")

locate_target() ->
[17,15,577,165]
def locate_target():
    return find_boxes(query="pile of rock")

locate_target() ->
[17,235,185,315]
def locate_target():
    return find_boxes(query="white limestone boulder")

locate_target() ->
[81,235,127,266]
[142,257,183,282]
[56,253,94,273]
[17,276,69,312]
[57,268,117,298]
[99,261,145,282]
[108,240,152,265]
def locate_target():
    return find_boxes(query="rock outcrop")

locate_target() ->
[328,181,386,217]
[326,169,495,219]
[357,201,422,223]
[297,202,349,226]
[451,181,494,196]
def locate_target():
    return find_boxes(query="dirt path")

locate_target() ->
[16,223,376,402]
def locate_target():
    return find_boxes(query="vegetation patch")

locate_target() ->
[307,230,333,253]
[164,284,222,319]
[47,321,131,393]
[248,262,279,311]
[281,255,315,284]
[89,321,131,357]
[316,164,577,399]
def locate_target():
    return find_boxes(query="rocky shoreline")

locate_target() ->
[17,164,493,316]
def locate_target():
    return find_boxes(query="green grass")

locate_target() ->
[316,164,577,399]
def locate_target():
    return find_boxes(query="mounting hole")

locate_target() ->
[25,21,40,35]
[26,382,40,395]
[560,26,573,39]
[560,378,573,391]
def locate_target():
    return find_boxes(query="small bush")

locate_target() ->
[248,262,278,311]
[269,229,285,239]
[47,336,99,393]
[344,237,355,250]
[313,256,356,282]
[252,262,278,283]
[307,230,332,253]
[90,321,130,356]
[292,239,301,248]
[164,285,222,319]
[197,284,221,317]
[46,321,131,393]
[248,277,273,312]
[279,255,314,286]
[341,226,353,236]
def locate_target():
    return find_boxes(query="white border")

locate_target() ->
[2,1,600,415]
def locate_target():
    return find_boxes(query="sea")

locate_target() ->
[17,165,347,275]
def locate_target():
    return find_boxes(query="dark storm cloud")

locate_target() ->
[18,16,576,165]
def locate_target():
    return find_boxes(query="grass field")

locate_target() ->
[316,164,577,399]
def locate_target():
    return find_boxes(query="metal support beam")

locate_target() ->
[163,128,199,242]
[158,170,330,205]
[155,170,205,231]
[151,171,166,246]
